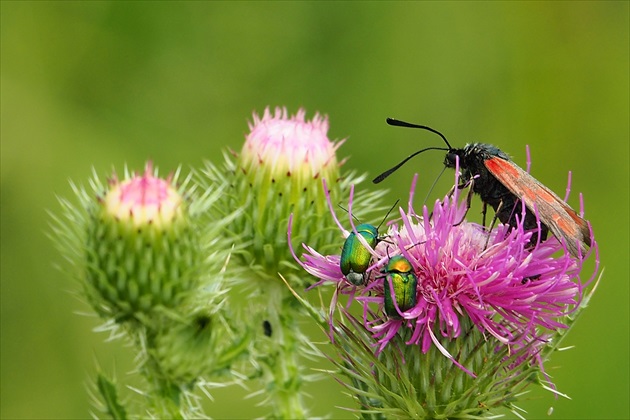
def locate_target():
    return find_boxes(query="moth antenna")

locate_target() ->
[386,118,453,149]
[373,118,451,184]
[373,146,449,184]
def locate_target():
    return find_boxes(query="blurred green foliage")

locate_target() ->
[1,2,628,419]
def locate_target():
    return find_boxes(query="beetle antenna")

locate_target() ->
[337,204,361,223]
[376,199,400,230]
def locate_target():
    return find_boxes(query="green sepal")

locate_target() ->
[91,367,128,420]
[85,202,203,320]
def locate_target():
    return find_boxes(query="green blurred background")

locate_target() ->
[2,2,628,419]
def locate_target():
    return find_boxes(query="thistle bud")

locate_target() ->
[51,163,223,326]
[52,163,250,416]
[203,108,348,287]
[83,164,202,320]
[199,107,389,417]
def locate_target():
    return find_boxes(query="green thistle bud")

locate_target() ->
[51,163,231,325]
[85,164,201,320]
[202,107,388,288]
[51,162,252,417]
[151,313,215,385]
[229,107,344,282]
[198,107,389,418]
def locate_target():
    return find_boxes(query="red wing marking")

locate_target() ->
[483,157,590,255]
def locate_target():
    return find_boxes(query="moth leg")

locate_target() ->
[484,199,502,250]
[432,183,457,222]
[458,176,473,190]
[481,201,488,228]
[453,179,475,227]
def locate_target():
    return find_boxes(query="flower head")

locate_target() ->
[198,107,389,417]
[292,168,599,416]
[207,107,361,286]
[240,107,342,183]
[51,162,252,415]
[300,171,596,358]
[83,163,203,319]
[51,162,234,323]
[104,164,183,229]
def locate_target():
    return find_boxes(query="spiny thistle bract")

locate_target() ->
[292,168,600,419]
[199,107,390,418]
[52,163,226,322]
[50,163,251,417]
[202,107,387,288]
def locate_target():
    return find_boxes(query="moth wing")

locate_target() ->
[483,157,590,256]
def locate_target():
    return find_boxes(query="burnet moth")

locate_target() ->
[373,118,591,258]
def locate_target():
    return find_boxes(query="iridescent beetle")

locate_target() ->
[340,201,399,286]
[381,255,418,318]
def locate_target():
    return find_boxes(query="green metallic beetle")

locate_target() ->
[340,223,379,285]
[382,255,418,318]
[339,201,399,286]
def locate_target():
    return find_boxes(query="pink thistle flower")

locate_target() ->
[292,169,599,375]
[104,162,183,229]
[201,107,389,418]
[213,107,360,285]
[49,162,232,322]
[240,107,344,182]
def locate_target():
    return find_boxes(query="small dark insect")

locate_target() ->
[193,314,212,338]
[262,320,272,337]
[373,118,591,258]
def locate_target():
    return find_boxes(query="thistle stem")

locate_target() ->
[143,350,185,419]
[265,281,306,418]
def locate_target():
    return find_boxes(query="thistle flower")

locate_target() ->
[80,164,206,321]
[292,169,599,417]
[202,107,389,283]
[51,162,249,417]
[199,107,389,418]
[206,107,361,284]
[240,107,341,189]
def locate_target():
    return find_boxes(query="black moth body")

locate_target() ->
[374,118,591,258]
[444,143,549,246]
